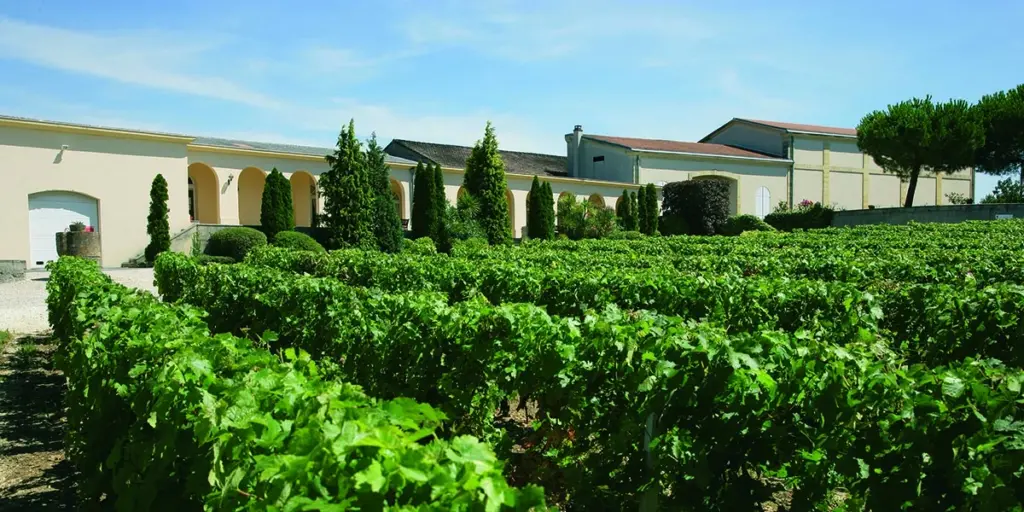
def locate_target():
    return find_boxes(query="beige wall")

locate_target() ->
[829,171,863,210]
[868,174,901,208]
[0,124,189,267]
[911,177,937,206]
[577,139,634,182]
[943,178,971,203]
[794,169,823,204]
[638,155,788,216]
[793,138,824,167]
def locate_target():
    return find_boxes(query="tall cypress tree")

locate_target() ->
[411,162,436,239]
[527,176,543,238]
[541,182,555,239]
[322,119,373,249]
[463,122,512,244]
[618,189,638,231]
[645,183,659,235]
[629,191,639,231]
[260,168,294,241]
[145,173,170,263]
[637,185,649,234]
[366,135,403,253]
[431,163,447,240]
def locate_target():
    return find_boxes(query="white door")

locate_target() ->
[755,187,771,219]
[29,192,99,268]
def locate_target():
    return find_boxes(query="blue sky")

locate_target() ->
[1,0,1021,197]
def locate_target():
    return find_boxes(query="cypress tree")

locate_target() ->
[645,183,659,234]
[145,173,170,263]
[260,168,294,241]
[542,182,556,239]
[629,191,639,231]
[411,162,436,239]
[527,176,544,238]
[366,135,404,253]
[431,163,447,240]
[322,119,373,249]
[637,185,649,234]
[619,189,638,231]
[463,122,512,244]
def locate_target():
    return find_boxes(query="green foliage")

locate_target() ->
[857,96,984,207]
[946,191,974,205]
[525,178,555,240]
[540,182,555,238]
[439,193,487,252]
[145,173,170,262]
[636,185,648,234]
[974,83,1024,182]
[764,202,836,231]
[718,214,776,236]
[662,179,730,235]
[195,254,235,265]
[980,177,1024,204]
[366,135,404,253]
[205,226,267,262]
[617,188,638,231]
[410,162,437,240]
[322,119,374,249]
[463,122,512,244]
[403,237,438,256]
[272,230,325,253]
[643,183,659,235]
[555,195,620,240]
[48,255,548,511]
[260,168,294,240]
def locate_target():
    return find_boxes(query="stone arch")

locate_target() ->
[237,167,266,226]
[692,173,739,216]
[289,171,316,227]
[457,186,468,200]
[187,163,220,223]
[588,193,605,208]
[390,178,405,218]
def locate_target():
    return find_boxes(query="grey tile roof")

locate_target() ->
[0,113,417,165]
[385,139,568,177]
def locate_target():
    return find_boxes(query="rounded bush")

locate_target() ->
[404,237,437,255]
[605,230,645,240]
[719,215,776,236]
[273,231,326,253]
[205,227,267,262]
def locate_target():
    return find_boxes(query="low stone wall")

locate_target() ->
[0,260,26,283]
[832,204,1024,227]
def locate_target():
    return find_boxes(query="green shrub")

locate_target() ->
[662,179,730,235]
[404,237,438,255]
[205,227,267,261]
[272,230,326,253]
[605,230,644,240]
[145,174,170,262]
[764,202,835,231]
[195,254,236,265]
[449,237,490,258]
[719,215,776,236]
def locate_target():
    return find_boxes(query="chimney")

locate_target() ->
[566,125,583,177]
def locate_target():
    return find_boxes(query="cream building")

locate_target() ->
[0,113,974,271]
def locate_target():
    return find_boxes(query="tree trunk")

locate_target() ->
[903,169,921,208]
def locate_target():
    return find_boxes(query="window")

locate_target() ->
[755,186,771,219]
[592,155,605,162]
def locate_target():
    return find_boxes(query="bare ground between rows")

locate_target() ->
[0,333,75,510]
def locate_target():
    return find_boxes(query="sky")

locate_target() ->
[0,0,1022,197]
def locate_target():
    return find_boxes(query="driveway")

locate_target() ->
[0,268,156,335]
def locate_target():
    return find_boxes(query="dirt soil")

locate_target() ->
[0,334,75,510]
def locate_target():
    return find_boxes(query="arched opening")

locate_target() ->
[457,186,468,201]
[588,193,604,208]
[692,175,739,215]
[188,162,220,223]
[28,191,99,267]
[506,188,515,232]
[237,167,266,226]
[556,191,574,226]
[290,171,316,227]
[390,178,405,219]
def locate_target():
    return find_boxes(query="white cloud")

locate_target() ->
[0,17,283,109]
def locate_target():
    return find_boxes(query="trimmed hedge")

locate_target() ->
[719,215,776,236]
[764,203,835,231]
[195,254,235,265]
[205,227,267,261]
[272,230,326,253]
[662,179,730,235]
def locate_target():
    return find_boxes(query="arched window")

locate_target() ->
[755,186,771,219]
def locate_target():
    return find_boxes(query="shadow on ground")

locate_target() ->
[0,335,75,510]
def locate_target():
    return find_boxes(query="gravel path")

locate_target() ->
[0,268,156,335]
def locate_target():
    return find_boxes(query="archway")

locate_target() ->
[556,191,574,226]
[390,178,405,219]
[290,171,316,227]
[457,186,468,201]
[615,194,626,214]
[506,188,515,232]
[692,174,739,215]
[588,193,604,208]
[188,163,220,223]
[237,167,266,226]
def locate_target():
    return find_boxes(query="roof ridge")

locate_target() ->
[393,138,563,158]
